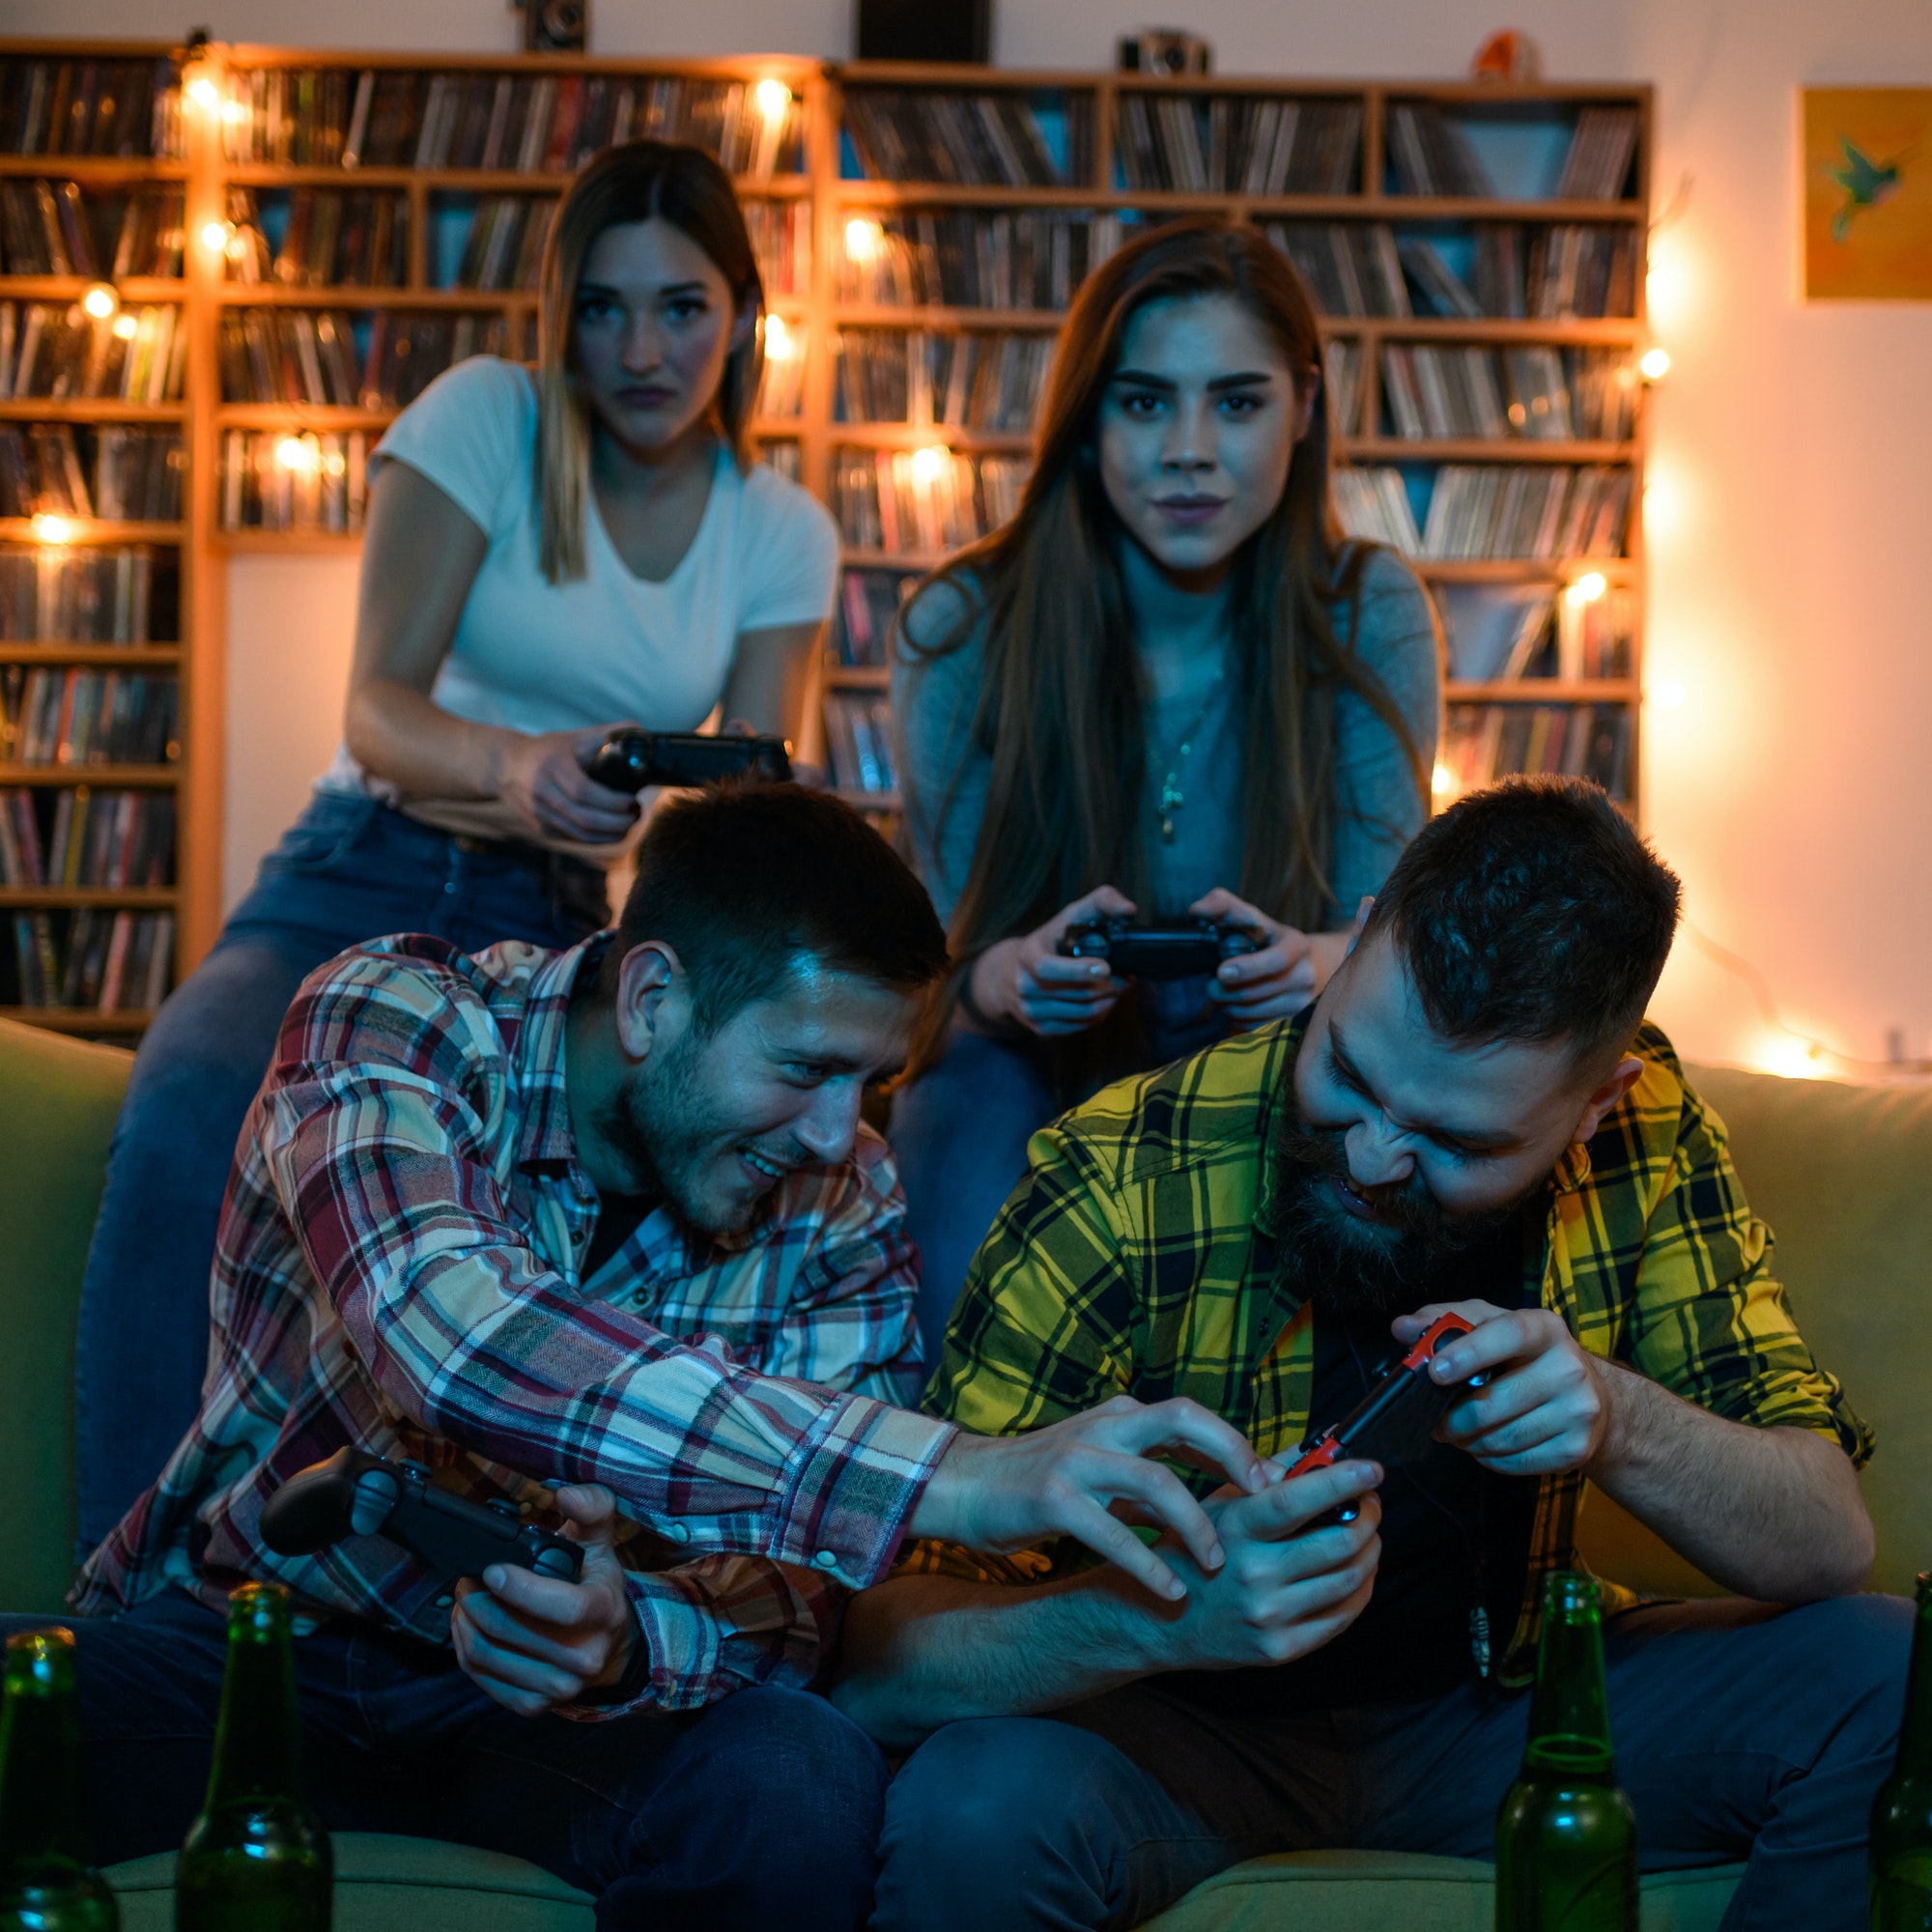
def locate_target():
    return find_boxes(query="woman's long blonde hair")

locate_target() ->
[902,217,1429,1068]
[534,139,764,582]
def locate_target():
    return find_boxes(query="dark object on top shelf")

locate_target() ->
[1118,30,1212,76]
[858,0,991,65]
[519,0,588,54]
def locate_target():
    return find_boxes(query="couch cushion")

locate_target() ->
[1577,1064,1932,1600]
[1137,1850,1743,1932]
[0,1019,131,1611]
[105,1832,594,1931]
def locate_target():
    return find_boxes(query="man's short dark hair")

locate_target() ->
[596,782,950,1030]
[1358,777,1681,1065]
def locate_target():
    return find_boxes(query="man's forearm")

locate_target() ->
[829,1571,1165,1752]
[1586,1363,1873,1601]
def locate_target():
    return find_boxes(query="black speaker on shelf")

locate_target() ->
[856,0,991,65]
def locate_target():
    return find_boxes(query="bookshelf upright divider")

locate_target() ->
[0,40,1650,1036]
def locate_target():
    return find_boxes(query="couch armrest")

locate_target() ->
[0,1019,131,1611]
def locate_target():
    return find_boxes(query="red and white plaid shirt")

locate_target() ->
[75,933,955,1715]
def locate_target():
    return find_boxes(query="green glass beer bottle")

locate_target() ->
[0,1628,119,1930]
[1495,1571,1638,1932]
[1870,1572,1932,1930]
[175,1583,330,1932]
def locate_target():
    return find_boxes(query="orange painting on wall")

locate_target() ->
[1804,88,1932,299]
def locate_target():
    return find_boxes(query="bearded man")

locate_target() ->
[835,777,1906,1932]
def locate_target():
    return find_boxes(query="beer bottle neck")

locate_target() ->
[205,1623,305,1810]
[1523,1584,1616,1781]
[0,1667,89,1876]
[1895,1578,1932,1780]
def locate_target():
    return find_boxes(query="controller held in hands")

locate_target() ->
[1058,914,1261,981]
[1287,1312,1486,1521]
[260,1447,583,1590]
[583,729,793,794]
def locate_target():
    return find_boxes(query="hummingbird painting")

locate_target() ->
[1827,135,1910,242]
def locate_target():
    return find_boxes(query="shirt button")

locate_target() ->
[665,1521,692,1546]
[811,1549,839,1571]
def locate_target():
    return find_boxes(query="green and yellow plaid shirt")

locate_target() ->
[914,1013,1873,1686]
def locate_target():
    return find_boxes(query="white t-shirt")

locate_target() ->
[318,355,838,795]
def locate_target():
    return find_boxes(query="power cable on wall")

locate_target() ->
[1680,917,1932,1079]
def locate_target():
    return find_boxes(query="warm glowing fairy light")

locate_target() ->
[755,79,791,123]
[910,444,949,486]
[1564,571,1608,608]
[1639,347,1671,382]
[274,436,319,473]
[185,72,220,111]
[31,513,76,544]
[199,218,232,254]
[762,313,795,361]
[1649,679,1685,710]
[843,217,884,264]
[81,283,118,321]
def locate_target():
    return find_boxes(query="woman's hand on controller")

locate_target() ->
[495,724,641,846]
[968,886,1135,1037]
[1192,888,1321,1028]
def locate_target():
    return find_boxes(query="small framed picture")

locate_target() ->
[1803,87,1932,300]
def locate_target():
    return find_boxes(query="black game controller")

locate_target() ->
[1057,915,1261,981]
[1286,1313,1487,1521]
[583,729,793,794]
[259,1448,583,1589]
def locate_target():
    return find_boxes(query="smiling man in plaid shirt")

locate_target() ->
[837,779,1907,1932]
[22,782,1272,1932]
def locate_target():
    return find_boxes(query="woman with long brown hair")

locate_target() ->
[891,217,1441,1354]
[75,139,839,1548]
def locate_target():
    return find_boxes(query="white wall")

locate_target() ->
[22,0,1932,1077]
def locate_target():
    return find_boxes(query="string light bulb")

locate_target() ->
[910,444,949,486]
[843,217,883,264]
[1564,571,1608,608]
[81,283,118,321]
[274,436,319,473]
[761,313,795,361]
[31,513,76,545]
[755,78,791,124]
[1432,761,1457,800]
[199,218,233,255]
[184,71,220,111]
[112,312,138,340]
[1639,347,1671,382]
[1649,679,1686,710]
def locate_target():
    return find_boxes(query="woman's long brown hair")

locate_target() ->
[534,139,764,582]
[900,217,1429,1069]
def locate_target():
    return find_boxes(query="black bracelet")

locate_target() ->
[574,1601,650,1708]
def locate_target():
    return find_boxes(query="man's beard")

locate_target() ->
[593,1026,766,1236]
[1270,1116,1534,1321]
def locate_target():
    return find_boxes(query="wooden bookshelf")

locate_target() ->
[0,36,190,1036]
[0,38,1653,1034]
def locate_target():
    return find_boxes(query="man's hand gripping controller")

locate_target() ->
[260,1447,583,1590]
[1285,1312,1485,1522]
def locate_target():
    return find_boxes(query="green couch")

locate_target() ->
[3,1016,1925,1929]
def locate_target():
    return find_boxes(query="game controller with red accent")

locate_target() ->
[259,1447,583,1589]
[1285,1312,1487,1522]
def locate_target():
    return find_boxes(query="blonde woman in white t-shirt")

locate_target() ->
[76,141,840,1542]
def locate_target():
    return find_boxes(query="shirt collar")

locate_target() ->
[513,935,608,1179]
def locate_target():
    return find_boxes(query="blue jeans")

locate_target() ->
[1,1591,886,1931]
[73,793,609,1554]
[890,986,1232,1367]
[872,1594,1911,1932]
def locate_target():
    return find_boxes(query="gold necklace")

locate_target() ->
[1155,660,1228,843]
